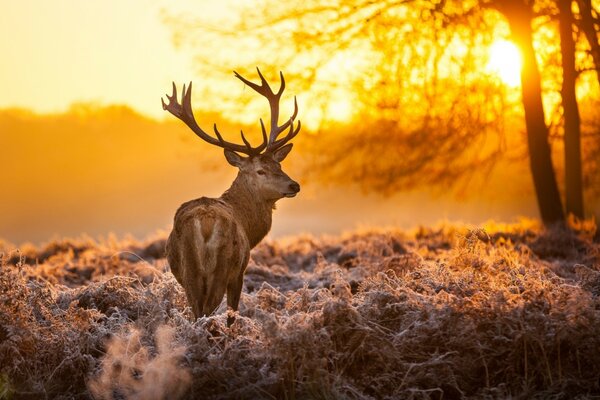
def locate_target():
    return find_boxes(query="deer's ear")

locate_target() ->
[224,150,246,167]
[273,143,293,162]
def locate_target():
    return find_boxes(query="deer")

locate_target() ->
[162,68,301,326]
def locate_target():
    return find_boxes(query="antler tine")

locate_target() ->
[161,82,178,112]
[234,70,265,94]
[233,68,281,98]
[259,119,268,144]
[269,96,298,144]
[240,130,252,150]
[181,83,188,116]
[269,120,302,152]
[213,124,225,142]
[255,67,274,96]
[276,71,285,97]
[182,82,193,116]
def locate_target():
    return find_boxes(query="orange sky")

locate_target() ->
[0,0,224,118]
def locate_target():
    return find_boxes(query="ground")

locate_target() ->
[1,220,599,399]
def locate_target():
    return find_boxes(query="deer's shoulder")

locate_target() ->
[173,197,231,224]
[171,197,246,242]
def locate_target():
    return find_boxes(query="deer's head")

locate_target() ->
[224,145,299,200]
[162,68,301,201]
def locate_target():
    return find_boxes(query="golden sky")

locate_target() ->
[0,0,232,119]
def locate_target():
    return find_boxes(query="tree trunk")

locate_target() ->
[502,4,565,224]
[559,0,585,219]
[577,0,600,86]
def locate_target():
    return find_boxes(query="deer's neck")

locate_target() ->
[221,175,274,249]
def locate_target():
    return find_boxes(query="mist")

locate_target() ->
[0,106,558,246]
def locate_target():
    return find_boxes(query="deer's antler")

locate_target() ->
[162,82,267,156]
[162,68,300,156]
[233,68,301,153]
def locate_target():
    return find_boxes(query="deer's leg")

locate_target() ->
[226,261,248,327]
[182,220,224,320]
[202,279,227,318]
[185,254,210,320]
[201,245,231,317]
[187,276,206,319]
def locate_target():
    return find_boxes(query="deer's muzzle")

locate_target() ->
[284,181,300,198]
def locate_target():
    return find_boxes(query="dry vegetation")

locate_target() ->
[1,221,600,399]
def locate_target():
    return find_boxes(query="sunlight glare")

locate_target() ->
[327,98,354,122]
[487,40,522,87]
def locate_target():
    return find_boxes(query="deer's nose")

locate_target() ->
[289,182,300,193]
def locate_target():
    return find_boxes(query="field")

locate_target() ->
[1,221,599,399]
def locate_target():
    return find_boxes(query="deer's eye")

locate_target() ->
[257,170,266,176]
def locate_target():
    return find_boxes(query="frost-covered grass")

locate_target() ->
[1,221,599,399]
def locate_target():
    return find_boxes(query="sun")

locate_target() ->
[487,40,522,87]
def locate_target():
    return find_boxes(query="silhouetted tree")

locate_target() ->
[577,0,600,85]
[492,0,564,223]
[559,0,585,218]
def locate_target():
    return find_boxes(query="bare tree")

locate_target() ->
[559,0,585,218]
[491,0,564,223]
[577,0,600,85]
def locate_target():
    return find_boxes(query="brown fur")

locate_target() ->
[166,150,299,324]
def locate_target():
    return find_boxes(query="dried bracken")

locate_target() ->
[1,221,599,399]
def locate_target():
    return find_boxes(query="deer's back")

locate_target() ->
[166,197,249,286]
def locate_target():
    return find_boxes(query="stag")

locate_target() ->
[162,68,301,325]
